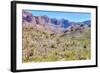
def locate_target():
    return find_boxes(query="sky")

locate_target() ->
[24,10,91,22]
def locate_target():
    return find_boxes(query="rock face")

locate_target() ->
[22,11,91,33]
[22,11,33,23]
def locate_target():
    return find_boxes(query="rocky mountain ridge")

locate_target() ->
[22,11,91,34]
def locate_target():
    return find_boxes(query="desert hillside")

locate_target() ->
[22,11,91,63]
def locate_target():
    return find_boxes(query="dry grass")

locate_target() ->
[22,25,91,63]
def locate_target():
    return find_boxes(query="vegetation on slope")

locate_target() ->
[22,25,91,63]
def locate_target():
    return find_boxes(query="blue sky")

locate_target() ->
[24,10,91,22]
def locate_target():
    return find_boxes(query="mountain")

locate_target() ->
[22,11,91,34]
[22,11,70,28]
[83,20,91,27]
[22,11,33,22]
